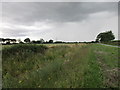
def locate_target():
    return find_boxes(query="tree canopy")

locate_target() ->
[24,38,30,43]
[96,31,115,42]
[49,39,53,43]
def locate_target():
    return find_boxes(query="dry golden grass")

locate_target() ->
[42,43,86,48]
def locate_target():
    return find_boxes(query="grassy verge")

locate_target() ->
[92,44,119,88]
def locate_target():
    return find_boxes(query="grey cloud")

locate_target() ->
[1,26,53,38]
[2,29,28,37]
[2,2,117,25]
[1,2,118,41]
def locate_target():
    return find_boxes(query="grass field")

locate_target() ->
[2,43,119,88]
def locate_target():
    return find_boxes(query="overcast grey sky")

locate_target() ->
[0,1,118,42]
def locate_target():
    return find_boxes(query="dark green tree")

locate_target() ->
[24,38,30,43]
[11,39,16,43]
[49,39,53,43]
[96,31,115,42]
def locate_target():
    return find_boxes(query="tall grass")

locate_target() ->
[83,45,103,88]
[91,44,119,88]
[2,44,47,60]
[2,44,48,80]
[2,44,119,88]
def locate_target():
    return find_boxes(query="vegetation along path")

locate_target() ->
[99,43,120,48]
[2,44,119,88]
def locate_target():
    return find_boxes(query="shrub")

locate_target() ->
[2,44,48,60]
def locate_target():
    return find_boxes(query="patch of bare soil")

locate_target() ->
[94,51,107,55]
[104,68,119,88]
[95,51,119,88]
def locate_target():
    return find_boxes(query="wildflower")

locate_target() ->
[18,80,22,83]
[48,77,51,80]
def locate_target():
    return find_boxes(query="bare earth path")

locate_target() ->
[99,43,120,48]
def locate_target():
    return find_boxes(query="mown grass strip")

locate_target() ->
[83,45,103,88]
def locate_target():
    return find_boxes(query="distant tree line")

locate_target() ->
[0,38,17,44]
[0,30,116,45]
[0,38,84,45]
[0,38,64,45]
